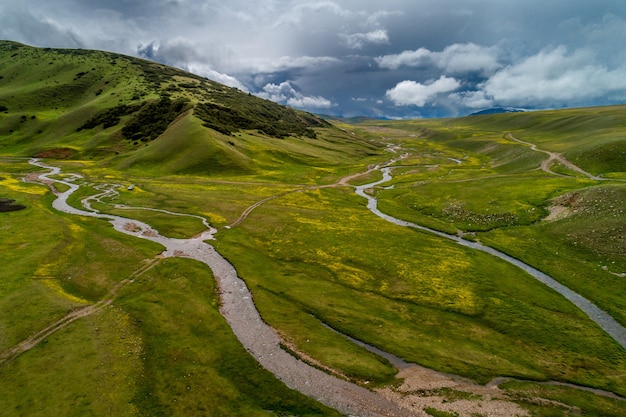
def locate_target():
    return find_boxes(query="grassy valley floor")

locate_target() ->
[1,42,625,416]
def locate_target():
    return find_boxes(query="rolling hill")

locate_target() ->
[0,41,380,178]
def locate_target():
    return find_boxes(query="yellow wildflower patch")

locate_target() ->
[31,223,88,304]
[315,249,373,287]
[42,278,89,305]
[34,263,88,304]
[204,212,227,225]
[1,176,47,195]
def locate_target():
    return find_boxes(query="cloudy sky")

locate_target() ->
[2,0,626,118]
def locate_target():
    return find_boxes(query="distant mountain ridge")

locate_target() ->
[469,107,527,116]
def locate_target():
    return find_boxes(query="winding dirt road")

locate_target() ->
[506,133,605,180]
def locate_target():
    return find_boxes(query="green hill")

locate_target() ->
[0,41,365,177]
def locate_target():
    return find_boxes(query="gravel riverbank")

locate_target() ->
[30,159,415,417]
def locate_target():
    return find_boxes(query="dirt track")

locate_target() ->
[506,133,606,180]
[0,259,159,367]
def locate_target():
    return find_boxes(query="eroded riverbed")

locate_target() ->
[28,159,415,417]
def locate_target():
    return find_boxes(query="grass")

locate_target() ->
[0,257,340,416]
[2,42,626,416]
[214,186,626,390]
[378,172,593,232]
[351,114,626,330]
[0,159,341,416]
[0,169,86,349]
[501,380,626,417]
[117,258,341,417]
[462,106,626,176]
[0,306,144,417]
[478,211,626,325]
[0,41,338,167]
[424,407,459,417]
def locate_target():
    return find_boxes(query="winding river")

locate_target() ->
[28,157,626,416]
[29,159,413,417]
[356,165,626,349]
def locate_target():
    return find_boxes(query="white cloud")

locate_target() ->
[449,91,494,109]
[376,43,501,75]
[365,9,404,27]
[287,95,334,109]
[341,29,389,49]
[436,43,501,74]
[239,55,340,74]
[386,76,461,106]
[272,1,353,27]
[183,63,248,91]
[3,1,626,117]
[0,4,86,49]
[258,81,333,109]
[376,47,431,70]
[480,46,626,106]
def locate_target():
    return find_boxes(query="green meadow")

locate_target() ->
[2,42,626,416]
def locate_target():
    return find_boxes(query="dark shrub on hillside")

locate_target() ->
[121,97,191,142]
[0,198,26,212]
[78,104,142,131]
[195,92,329,139]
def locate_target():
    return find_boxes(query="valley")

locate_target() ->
[1,42,626,416]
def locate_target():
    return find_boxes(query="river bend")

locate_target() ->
[356,165,626,349]
[29,159,414,417]
[29,158,625,417]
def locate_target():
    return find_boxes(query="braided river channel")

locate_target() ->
[30,158,626,416]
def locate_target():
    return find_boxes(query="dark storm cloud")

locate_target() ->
[2,0,626,117]
[0,4,85,48]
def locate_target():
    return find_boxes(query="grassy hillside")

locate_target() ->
[1,41,626,416]
[410,106,626,177]
[0,41,349,178]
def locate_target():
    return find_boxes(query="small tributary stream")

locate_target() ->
[29,159,414,417]
[356,165,626,349]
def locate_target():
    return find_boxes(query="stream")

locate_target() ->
[356,165,626,350]
[28,157,625,417]
[29,159,413,417]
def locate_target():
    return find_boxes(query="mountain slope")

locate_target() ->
[0,41,358,176]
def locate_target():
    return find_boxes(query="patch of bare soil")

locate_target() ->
[34,148,74,159]
[544,191,583,221]
[376,366,529,417]
[123,222,142,233]
[544,205,571,221]
[141,229,158,238]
